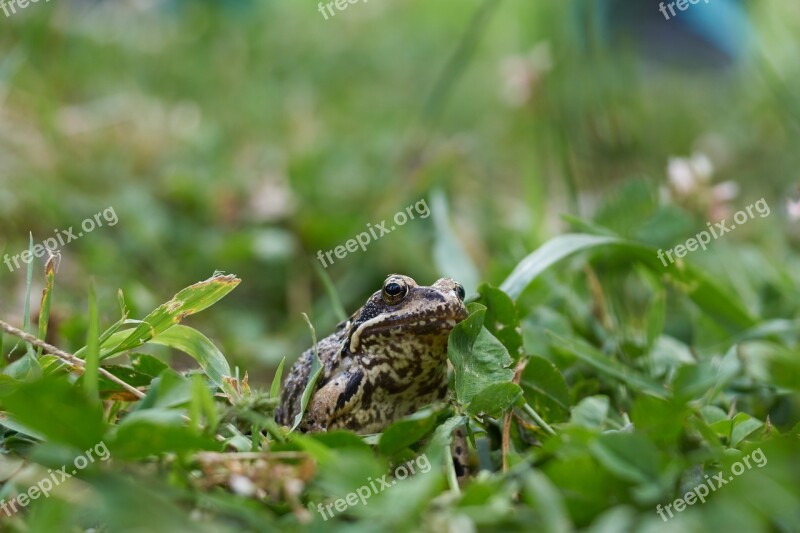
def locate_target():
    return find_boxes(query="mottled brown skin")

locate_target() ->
[276,275,468,434]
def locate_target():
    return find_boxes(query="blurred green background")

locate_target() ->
[2,1,800,531]
[1,0,799,378]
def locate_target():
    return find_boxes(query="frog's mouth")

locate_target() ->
[366,317,460,336]
[348,311,467,352]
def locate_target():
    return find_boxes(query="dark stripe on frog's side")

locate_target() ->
[335,370,364,411]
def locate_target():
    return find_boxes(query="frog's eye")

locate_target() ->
[454,283,465,301]
[382,279,408,305]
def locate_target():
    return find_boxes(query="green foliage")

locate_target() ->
[448,303,515,405]
[1,1,799,531]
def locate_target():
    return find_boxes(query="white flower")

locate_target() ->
[667,157,696,195]
[499,42,553,107]
[711,181,739,203]
[787,198,800,221]
[690,153,714,183]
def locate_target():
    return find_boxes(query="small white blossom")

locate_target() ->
[787,198,800,221]
[711,181,739,203]
[499,42,553,107]
[667,157,696,195]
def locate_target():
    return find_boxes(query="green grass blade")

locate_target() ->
[432,190,480,297]
[270,356,286,399]
[105,273,240,356]
[500,233,755,332]
[314,263,347,322]
[84,279,100,403]
[549,332,668,399]
[149,325,232,389]
[36,256,56,357]
[190,374,219,436]
[291,314,322,432]
[9,234,37,360]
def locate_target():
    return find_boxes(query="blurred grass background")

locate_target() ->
[1,0,799,379]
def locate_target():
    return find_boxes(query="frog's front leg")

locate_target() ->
[302,369,364,432]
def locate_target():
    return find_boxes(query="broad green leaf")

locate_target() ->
[589,432,663,487]
[631,396,689,449]
[700,405,728,425]
[3,354,41,380]
[287,432,335,465]
[93,326,143,359]
[501,234,620,300]
[0,376,106,449]
[475,284,523,358]
[671,362,716,401]
[74,365,155,393]
[730,319,800,345]
[765,344,800,391]
[550,333,667,398]
[306,445,387,499]
[570,395,610,429]
[500,233,755,332]
[730,413,764,446]
[134,370,192,411]
[0,414,46,441]
[466,382,523,418]
[0,373,19,395]
[520,355,571,423]
[541,438,629,523]
[130,353,169,377]
[431,190,479,297]
[448,303,515,404]
[456,475,515,519]
[520,470,572,533]
[105,273,240,356]
[309,431,375,461]
[379,407,444,455]
[149,325,231,389]
[110,408,220,459]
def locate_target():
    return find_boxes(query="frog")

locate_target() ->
[276,274,468,434]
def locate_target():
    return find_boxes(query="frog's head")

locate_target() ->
[346,274,468,355]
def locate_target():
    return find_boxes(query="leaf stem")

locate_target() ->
[444,442,461,495]
[0,319,145,399]
[522,403,556,436]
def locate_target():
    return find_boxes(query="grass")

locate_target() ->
[1,0,799,531]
